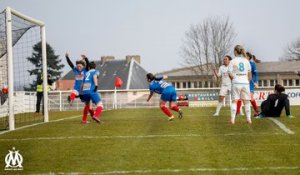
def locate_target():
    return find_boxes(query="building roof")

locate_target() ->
[61,58,149,90]
[256,61,300,73]
[161,61,300,76]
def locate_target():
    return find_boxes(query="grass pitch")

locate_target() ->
[0,107,300,175]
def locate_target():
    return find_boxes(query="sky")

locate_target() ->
[1,0,300,75]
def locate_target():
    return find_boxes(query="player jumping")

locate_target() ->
[80,61,103,124]
[146,73,183,121]
[228,45,252,125]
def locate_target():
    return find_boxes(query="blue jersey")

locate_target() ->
[149,80,172,94]
[82,69,100,95]
[73,67,86,91]
[250,61,258,85]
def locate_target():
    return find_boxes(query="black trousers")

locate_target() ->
[36,92,43,113]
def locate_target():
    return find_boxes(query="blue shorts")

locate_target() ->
[81,92,101,104]
[161,86,177,102]
[73,85,81,93]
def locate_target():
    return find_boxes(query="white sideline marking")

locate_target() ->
[0,133,282,141]
[267,118,295,134]
[0,115,81,136]
[33,166,300,175]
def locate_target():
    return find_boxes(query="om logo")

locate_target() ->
[4,147,23,170]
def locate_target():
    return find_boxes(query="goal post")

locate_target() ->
[2,7,48,130]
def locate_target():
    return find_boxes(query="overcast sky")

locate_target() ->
[1,0,300,75]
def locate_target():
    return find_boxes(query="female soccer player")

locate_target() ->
[258,84,294,118]
[236,52,259,116]
[146,73,183,121]
[65,53,90,103]
[80,62,103,123]
[228,45,252,124]
[213,55,232,116]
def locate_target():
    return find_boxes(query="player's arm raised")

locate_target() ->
[65,52,75,69]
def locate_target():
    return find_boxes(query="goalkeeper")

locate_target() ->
[258,84,294,118]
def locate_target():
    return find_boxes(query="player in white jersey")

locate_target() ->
[228,45,252,124]
[213,55,232,116]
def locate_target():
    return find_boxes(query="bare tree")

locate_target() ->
[282,38,300,61]
[180,16,236,74]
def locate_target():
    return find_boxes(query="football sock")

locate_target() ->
[94,106,103,118]
[82,105,89,122]
[215,102,223,114]
[236,99,242,114]
[171,106,180,112]
[231,102,237,123]
[89,108,94,117]
[245,103,251,121]
[250,100,259,113]
[161,106,172,117]
[70,93,76,102]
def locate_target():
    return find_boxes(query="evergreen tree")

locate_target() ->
[25,42,64,90]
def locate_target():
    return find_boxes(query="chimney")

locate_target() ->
[101,56,115,64]
[126,55,141,64]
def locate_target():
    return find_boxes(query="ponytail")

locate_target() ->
[234,45,247,57]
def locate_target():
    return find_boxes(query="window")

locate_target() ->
[283,79,288,86]
[199,82,203,88]
[187,82,191,88]
[296,79,300,86]
[176,82,180,89]
[194,82,198,88]
[288,79,293,86]
[183,82,187,88]
[172,82,175,87]
[258,80,262,87]
[204,81,208,88]
[263,80,268,87]
[270,79,275,87]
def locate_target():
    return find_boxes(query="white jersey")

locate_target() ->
[228,56,251,84]
[217,65,231,86]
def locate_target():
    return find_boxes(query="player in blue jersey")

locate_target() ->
[80,61,103,123]
[236,52,259,117]
[65,53,90,103]
[146,73,183,121]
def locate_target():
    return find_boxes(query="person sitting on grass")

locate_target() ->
[258,84,294,118]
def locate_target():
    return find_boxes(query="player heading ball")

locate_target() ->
[146,73,183,121]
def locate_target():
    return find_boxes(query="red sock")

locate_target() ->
[171,106,180,112]
[251,100,259,113]
[70,93,76,101]
[161,106,172,117]
[94,106,103,119]
[82,105,89,122]
[89,108,94,117]
[236,100,242,114]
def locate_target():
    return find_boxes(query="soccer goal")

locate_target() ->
[0,7,48,131]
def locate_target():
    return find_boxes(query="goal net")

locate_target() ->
[0,7,48,131]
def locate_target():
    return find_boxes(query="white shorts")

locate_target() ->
[219,85,231,96]
[231,84,250,101]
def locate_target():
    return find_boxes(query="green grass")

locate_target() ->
[0,107,300,175]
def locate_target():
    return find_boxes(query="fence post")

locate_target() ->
[59,91,62,111]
